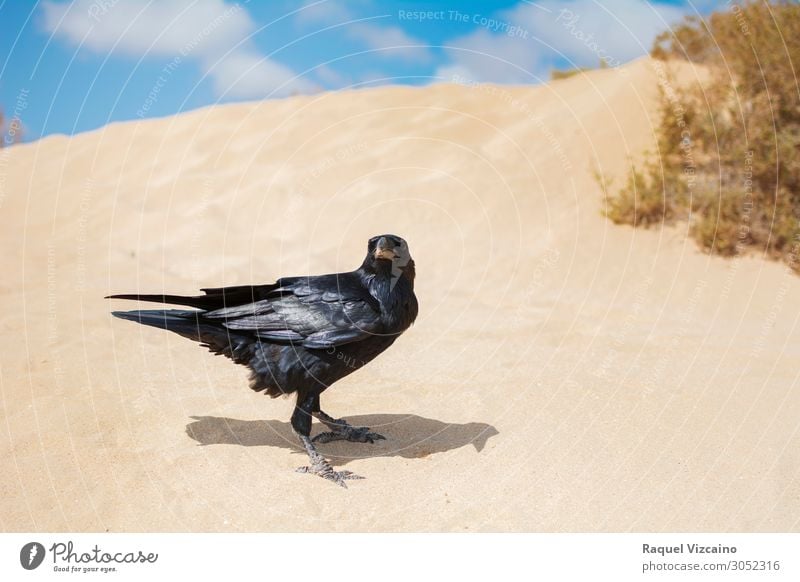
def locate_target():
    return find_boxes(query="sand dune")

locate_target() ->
[1,58,799,532]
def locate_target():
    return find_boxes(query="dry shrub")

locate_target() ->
[605,0,800,272]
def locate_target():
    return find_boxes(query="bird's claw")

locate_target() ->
[312,425,386,444]
[296,460,364,488]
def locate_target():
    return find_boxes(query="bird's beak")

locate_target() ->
[374,237,396,260]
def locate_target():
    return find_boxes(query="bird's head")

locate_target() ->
[361,234,415,287]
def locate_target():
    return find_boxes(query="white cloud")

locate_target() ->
[210,51,313,98]
[41,0,314,98]
[514,0,687,65]
[346,22,431,62]
[41,0,247,58]
[437,0,689,84]
[296,0,432,62]
[437,28,545,84]
[314,63,350,88]
[295,0,349,25]
[434,63,474,84]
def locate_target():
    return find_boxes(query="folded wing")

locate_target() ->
[205,274,383,348]
[109,273,384,350]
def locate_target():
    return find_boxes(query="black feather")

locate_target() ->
[108,235,418,420]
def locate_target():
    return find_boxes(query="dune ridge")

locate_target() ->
[1,58,798,532]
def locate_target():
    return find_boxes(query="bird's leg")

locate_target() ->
[293,392,363,487]
[295,434,364,488]
[312,409,386,444]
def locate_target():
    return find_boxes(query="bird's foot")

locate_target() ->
[313,412,386,444]
[296,434,364,488]
[295,458,364,488]
[312,424,386,444]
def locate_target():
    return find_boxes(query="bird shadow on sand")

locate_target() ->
[186,414,498,465]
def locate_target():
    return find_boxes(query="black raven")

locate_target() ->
[108,235,418,487]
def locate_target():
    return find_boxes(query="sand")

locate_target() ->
[1,57,799,532]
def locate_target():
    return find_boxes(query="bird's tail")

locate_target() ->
[111,309,205,340]
[106,284,279,311]
[111,309,254,366]
[106,293,218,310]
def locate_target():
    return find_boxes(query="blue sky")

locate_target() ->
[0,0,726,141]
